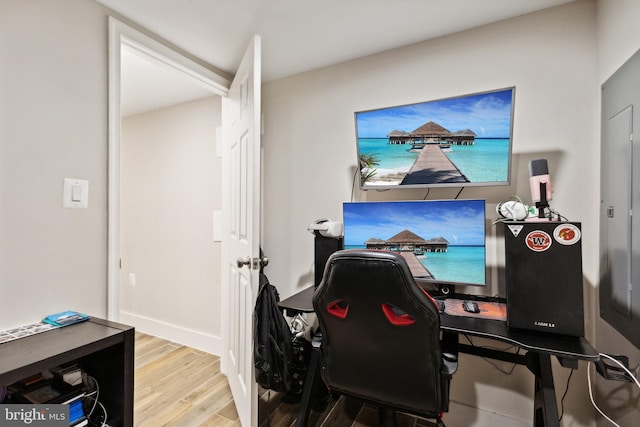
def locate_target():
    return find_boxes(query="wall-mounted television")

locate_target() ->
[355,87,515,190]
[343,199,486,288]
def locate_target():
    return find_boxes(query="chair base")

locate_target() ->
[378,406,397,427]
[377,406,445,427]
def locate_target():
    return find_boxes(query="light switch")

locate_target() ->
[71,185,83,202]
[63,178,89,208]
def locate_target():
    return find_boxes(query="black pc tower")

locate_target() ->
[314,233,343,287]
[503,221,584,337]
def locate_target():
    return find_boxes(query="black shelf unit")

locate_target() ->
[0,318,134,427]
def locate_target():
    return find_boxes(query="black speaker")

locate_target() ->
[503,221,584,337]
[314,233,343,287]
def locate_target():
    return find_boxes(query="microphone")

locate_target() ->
[529,159,553,203]
[529,159,552,219]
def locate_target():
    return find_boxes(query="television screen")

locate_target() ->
[355,87,515,190]
[343,199,486,287]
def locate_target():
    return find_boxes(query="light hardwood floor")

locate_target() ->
[135,333,436,427]
[134,332,240,427]
[257,390,435,427]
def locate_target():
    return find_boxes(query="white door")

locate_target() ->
[604,106,633,316]
[221,35,261,427]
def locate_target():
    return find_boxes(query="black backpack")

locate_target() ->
[253,271,293,392]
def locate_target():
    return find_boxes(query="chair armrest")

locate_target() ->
[441,330,459,376]
[311,329,323,350]
[438,331,458,413]
[442,352,458,376]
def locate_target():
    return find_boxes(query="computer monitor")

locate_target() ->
[343,199,486,289]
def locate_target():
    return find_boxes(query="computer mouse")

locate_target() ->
[462,301,481,313]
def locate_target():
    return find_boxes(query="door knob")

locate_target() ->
[237,256,269,269]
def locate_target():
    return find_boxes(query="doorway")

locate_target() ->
[107,18,231,353]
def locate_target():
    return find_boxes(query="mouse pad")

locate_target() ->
[444,298,507,321]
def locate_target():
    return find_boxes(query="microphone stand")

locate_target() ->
[536,182,549,219]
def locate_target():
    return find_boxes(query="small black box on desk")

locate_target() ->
[503,221,584,337]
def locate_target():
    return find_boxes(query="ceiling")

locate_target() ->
[97,0,576,116]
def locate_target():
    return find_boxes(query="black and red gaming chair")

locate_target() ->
[312,249,457,427]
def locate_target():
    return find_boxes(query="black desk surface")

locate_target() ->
[278,286,599,361]
[279,286,315,314]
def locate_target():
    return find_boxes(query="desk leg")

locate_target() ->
[527,352,559,427]
[295,348,321,427]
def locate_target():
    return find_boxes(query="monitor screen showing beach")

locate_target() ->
[343,199,487,287]
[355,87,514,190]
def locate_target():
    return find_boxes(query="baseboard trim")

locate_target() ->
[119,311,222,356]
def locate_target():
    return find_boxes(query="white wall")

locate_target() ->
[119,96,222,354]
[262,1,600,425]
[597,0,640,83]
[0,0,109,328]
[595,1,640,426]
[0,0,226,352]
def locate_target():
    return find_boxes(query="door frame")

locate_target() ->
[106,17,231,320]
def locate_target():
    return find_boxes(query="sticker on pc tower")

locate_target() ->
[553,224,581,245]
[525,230,552,252]
[507,224,524,237]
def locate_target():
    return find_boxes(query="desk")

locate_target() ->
[278,287,599,427]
